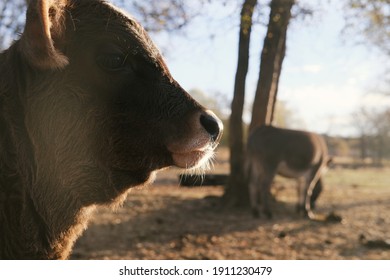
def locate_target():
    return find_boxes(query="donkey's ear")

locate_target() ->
[20,0,69,69]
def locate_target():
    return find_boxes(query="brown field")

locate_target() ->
[71,148,390,260]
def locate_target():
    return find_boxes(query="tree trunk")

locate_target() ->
[249,0,294,133]
[360,134,367,162]
[223,0,257,207]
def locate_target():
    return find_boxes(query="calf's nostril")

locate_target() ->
[200,112,223,142]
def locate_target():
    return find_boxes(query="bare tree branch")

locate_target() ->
[343,0,390,55]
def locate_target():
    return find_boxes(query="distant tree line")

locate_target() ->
[351,107,390,165]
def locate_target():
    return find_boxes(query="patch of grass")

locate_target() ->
[324,168,390,190]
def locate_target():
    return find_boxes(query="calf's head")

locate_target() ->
[17,0,222,201]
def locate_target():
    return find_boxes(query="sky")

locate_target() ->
[151,0,390,137]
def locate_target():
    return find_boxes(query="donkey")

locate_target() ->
[0,0,222,259]
[247,125,330,219]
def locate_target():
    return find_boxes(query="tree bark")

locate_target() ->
[249,0,294,133]
[223,0,257,207]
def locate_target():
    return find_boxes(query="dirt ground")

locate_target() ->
[71,148,390,260]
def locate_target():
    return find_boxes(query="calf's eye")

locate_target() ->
[96,53,127,71]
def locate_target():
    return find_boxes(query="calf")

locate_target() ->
[0,0,222,259]
[247,125,329,219]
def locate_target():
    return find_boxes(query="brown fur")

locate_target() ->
[0,0,222,259]
[247,125,329,219]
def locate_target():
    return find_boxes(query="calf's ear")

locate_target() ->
[20,0,69,69]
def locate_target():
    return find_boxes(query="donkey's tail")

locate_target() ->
[305,154,329,220]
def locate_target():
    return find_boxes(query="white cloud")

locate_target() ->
[302,64,322,73]
[360,94,390,108]
[285,64,323,74]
